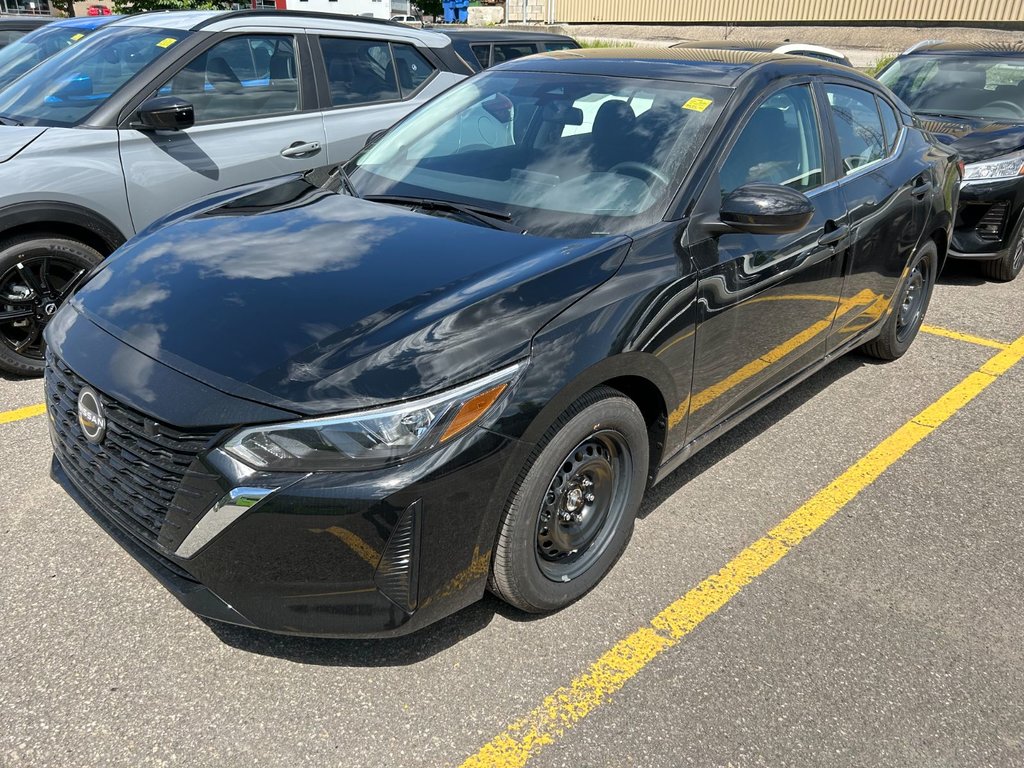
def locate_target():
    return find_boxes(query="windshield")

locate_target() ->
[879,54,1024,122]
[0,22,109,92]
[0,26,188,127]
[350,70,729,238]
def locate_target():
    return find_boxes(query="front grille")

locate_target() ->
[977,202,1009,243]
[46,354,218,574]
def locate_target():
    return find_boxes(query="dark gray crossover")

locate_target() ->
[46,49,958,638]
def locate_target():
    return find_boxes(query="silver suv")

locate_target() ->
[0,10,469,374]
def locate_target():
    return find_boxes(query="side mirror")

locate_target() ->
[363,128,388,149]
[134,96,194,131]
[718,183,814,235]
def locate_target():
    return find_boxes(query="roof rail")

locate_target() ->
[902,39,945,56]
[191,9,405,31]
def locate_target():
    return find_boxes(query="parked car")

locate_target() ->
[671,40,853,68]
[878,42,1024,281]
[0,14,51,49]
[86,4,112,15]
[390,14,422,28]
[0,9,470,375]
[45,48,957,638]
[441,28,579,71]
[0,14,120,93]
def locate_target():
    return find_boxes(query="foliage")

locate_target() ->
[578,39,636,48]
[416,0,443,18]
[867,55,896,77]
[112,0,219,13]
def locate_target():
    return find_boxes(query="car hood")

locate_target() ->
[0,125,46,162]
[916,114,1024,163]
[70,178,632,416]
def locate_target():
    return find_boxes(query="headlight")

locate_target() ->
[223,362,523,471]
[962,150,1024,183]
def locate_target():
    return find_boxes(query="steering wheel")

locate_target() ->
[608,161,670,187]
[985,100,1024,119]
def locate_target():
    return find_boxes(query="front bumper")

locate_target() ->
[50,407,530,639]
[949,177,1024,260]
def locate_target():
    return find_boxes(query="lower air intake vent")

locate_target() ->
[374,500,421,612]
[977,202,1008,242]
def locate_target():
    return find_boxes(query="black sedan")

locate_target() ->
[45,49,958,638]
[879,42,1024,281]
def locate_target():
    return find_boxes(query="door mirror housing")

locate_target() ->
[134,96,195,131]
[717,183,815,235]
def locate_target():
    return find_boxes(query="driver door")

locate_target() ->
[685,82,849,444]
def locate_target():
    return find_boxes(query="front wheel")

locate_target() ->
[0,235,102,377]
[861,239,937,361]
[489,387,649,613]
[980,223,1024,282]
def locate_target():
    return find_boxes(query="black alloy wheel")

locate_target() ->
[490,386,649,613]
[0,236,102,376]
[861,239,938,361]
[981,221,1024,282]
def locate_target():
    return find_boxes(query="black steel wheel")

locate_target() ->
[0,236,101,376]
[489,386,649,613]
[861,239,937,362]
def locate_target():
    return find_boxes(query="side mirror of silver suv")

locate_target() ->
[134,96,195,131]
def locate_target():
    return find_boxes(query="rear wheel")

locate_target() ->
[489,387,649,613]
[980,223,1024,282]
[861,239,937,361]
[0,235,101,377]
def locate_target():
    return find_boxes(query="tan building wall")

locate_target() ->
[554,0,1024,24]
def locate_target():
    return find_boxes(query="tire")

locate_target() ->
[861,239,938,362]
[980,222,1024,282]
[489,386,649,613]
[0,235,102,377]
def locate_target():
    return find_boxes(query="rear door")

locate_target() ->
[119,31,327,232]
[685,82,848,443]
[819,81,930,352]
[311,34,449,165]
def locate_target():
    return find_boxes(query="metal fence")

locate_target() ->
[553,0,1024,24]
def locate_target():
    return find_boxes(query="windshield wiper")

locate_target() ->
[0,115,23,126]
[332,163,360,198]
[364,194,524,233]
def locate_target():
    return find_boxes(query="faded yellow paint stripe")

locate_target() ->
[313,526,381,567]
[0,402,46,425]
[460,334,1024,768]
[921,325,1010,351]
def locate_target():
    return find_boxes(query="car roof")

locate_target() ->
[493,46,833,85]
[440,28,576,43]
[0,15,51,28]
[105,9,454,46]
[905,41,1024,56]
[48,14,120,29]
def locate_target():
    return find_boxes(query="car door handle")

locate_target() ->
[280,141,322,159]
[818,224,849,248]
[911,178,933,199]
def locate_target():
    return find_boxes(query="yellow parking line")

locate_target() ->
[0,402,46,425]
[920,325,1010,351]
[459,334,1024,768]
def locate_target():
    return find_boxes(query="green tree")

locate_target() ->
[112,0,218,13]
[416,0,442,19]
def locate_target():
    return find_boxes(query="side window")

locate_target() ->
[826,83,886,174]
[471,44,490,69]
[492,43,538,64]
[720,84,824,194]
[877,97,901,155]
[391,43,435,95]
[544,42,578,52]
[161,35,298,123]
[320,37,399,107]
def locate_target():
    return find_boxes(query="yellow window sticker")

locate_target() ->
[156,37,178,48]
[682,97,713,113]
[69,33,85,41]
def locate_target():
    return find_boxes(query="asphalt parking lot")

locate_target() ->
[1,259,1021,768]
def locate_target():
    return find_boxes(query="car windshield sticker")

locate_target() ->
[682,97,713,112]
[156,37,177,48]
[69,33,85,41]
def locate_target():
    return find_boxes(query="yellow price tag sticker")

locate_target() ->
[682,97,713,112]
[69,33,85,41]
[156,37,178,48]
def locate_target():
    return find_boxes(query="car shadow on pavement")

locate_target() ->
[205,353,868,665]
[938,258,987,286]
